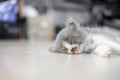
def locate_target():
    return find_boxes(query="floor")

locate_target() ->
[0,40,120,80]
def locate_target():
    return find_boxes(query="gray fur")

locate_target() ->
[49,18,120,54]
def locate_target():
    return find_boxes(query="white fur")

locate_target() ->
[94,44,112,56]
[62,41,71,49]
[62,41,80,54]
[90,34,120,56]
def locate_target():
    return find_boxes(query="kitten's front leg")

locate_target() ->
[93,44,112,57]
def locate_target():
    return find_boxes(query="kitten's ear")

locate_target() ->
[66,17,77,30]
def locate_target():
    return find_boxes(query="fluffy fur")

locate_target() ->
[49,17,120,56]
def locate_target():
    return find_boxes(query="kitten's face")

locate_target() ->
[61,27,86,45]
[49,18,87,54]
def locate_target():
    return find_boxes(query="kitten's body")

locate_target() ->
[83,30,120,56]
[49,18,120,56]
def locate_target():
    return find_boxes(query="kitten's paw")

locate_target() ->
[94,45,112,57]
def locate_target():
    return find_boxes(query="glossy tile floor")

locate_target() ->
[0,40,120,80]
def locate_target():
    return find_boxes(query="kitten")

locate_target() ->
[49,18,120,57]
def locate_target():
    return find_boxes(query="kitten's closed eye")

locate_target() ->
[71,38,77,44]
[63,36,80,44]
[63,37,72,44]
[71,37,83,45]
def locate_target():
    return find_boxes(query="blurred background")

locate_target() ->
[1,1,120,80]
[0,0,120,41]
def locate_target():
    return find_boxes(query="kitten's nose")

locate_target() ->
[69,45,80,54]
[71,46,78,53]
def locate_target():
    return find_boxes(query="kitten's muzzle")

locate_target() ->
[62,41,80,54]
[68,45,80,54]
[71,46,78,52]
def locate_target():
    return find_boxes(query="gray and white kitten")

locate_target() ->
[49,18,120,56]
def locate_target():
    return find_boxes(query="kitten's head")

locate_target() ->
[49,18,87,54]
